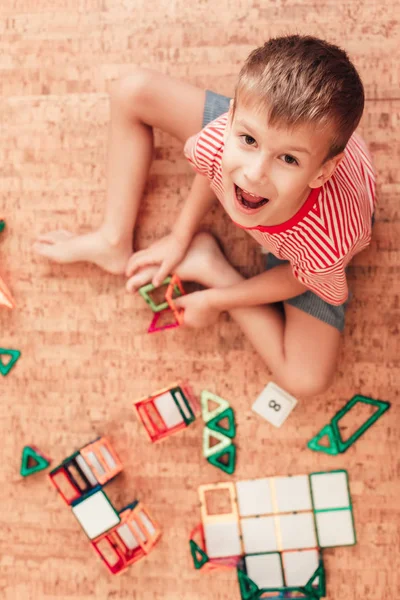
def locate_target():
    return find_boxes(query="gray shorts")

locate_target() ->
[203,89,347,331]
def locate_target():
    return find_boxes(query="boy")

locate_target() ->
[34,35,375,397]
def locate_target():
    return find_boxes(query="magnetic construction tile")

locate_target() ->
[245,552,284,589]
[204,520,242,558]
[273,475,313,513]
[154,391,185,428]
[241,516,279,553]
[282,549,319,587]
[236,478,274,517]
[315,509,356,548]
[310,470,350,510]
[71,490,120,540]
[278,512,317,551]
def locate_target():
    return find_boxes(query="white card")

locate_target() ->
[252,382,298,428]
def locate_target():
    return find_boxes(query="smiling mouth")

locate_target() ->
[235,185,269,209]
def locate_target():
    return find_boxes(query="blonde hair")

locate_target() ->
[234,35,365,161]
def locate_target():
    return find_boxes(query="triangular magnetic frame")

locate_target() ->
[0,348,20,375]
[203,427,231,458]
[189,539,209,570]
[147,308,180,333]
[237,568,260,600]
[307,423,339,456]
[20,446,50,477]
[201,390,230,422]
[305,559,326,597]
[207,407,236,439]
[0,219,5,233]
[207,444,236,475]
[331,394,391,453]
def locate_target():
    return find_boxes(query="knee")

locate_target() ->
[110,69,154,113]
[278,367,334,398]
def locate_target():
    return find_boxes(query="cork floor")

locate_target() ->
[1,1,399,599]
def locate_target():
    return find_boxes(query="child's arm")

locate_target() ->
[126,173,216,287]
[209,263,308,310]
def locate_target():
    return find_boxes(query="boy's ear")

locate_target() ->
[309,152,345,188]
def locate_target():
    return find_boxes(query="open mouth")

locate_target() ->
[235,185,269,210]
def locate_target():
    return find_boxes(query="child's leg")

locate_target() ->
[34,69,206,274]
[128,232,340,397]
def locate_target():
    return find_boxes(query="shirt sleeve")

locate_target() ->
[183,130,209,176]
[291,259,349,306]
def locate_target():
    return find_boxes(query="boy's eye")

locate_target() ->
[280,154,298,166]
[241,134,256,146]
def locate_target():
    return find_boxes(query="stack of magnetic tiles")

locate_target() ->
[201,390,237,475]
[190,469,356,599]
[49,437,161,575]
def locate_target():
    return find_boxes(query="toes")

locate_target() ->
[36,230,75,244]
[126,266,158,293]
[33,242,66,261]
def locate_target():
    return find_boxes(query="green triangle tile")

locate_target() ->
[305,559,326,597]
[237,568,260,600]
[207,444,236,475]
[331,395,391,453]
[307,423,340,456]
[0,220,5,233]
[203,427,231,458]
[206,407,236,439]
[189,539,209,570]
[20,446,50,477]
[201,390,230,422]
[0,348,21,376]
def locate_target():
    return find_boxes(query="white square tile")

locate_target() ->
[236,479,274,517]
[117,524,140,550]
[278,512,317,551]
[274,475,312,513]
[282,549,319,587]
[241,516,278,553]
[252,382,297,428]
[315,510,355,547]
[72,490,120,540]
[75,454,98,486]
[154,392,184,428]
[310,471,350,510]
[204,521,242,558]
[245,553,284,588]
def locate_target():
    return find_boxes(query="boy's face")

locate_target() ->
[221,100,343,228]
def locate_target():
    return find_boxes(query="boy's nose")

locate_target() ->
[244,159,268,184]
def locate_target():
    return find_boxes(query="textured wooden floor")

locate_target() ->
[1,1,399,599]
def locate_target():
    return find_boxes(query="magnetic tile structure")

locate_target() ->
[308,395,391,455]
[201,390,237,475]
[133,382,200,442]
[49,437,161,575]
[139,274,186,333]
[189,470,356,598]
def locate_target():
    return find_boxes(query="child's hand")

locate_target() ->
[125,233,191,292]
[174,290,221,329]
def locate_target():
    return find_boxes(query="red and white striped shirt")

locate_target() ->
[184,113,376,306]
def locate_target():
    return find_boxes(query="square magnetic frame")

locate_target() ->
[245,552,284,589]
[204,520,242,558]
[282,549,319,587]
[310,470,351,510]
[273,475,312,513]
[315,509,356,547]
[241,516,279,553]
[154,391,185,429]
[72,490,120,540]
[199,482,238,525]
[278,512,317,551]
[236,478,274,517]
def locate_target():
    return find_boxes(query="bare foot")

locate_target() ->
[126,232,238,292]
[33,229,132,275]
